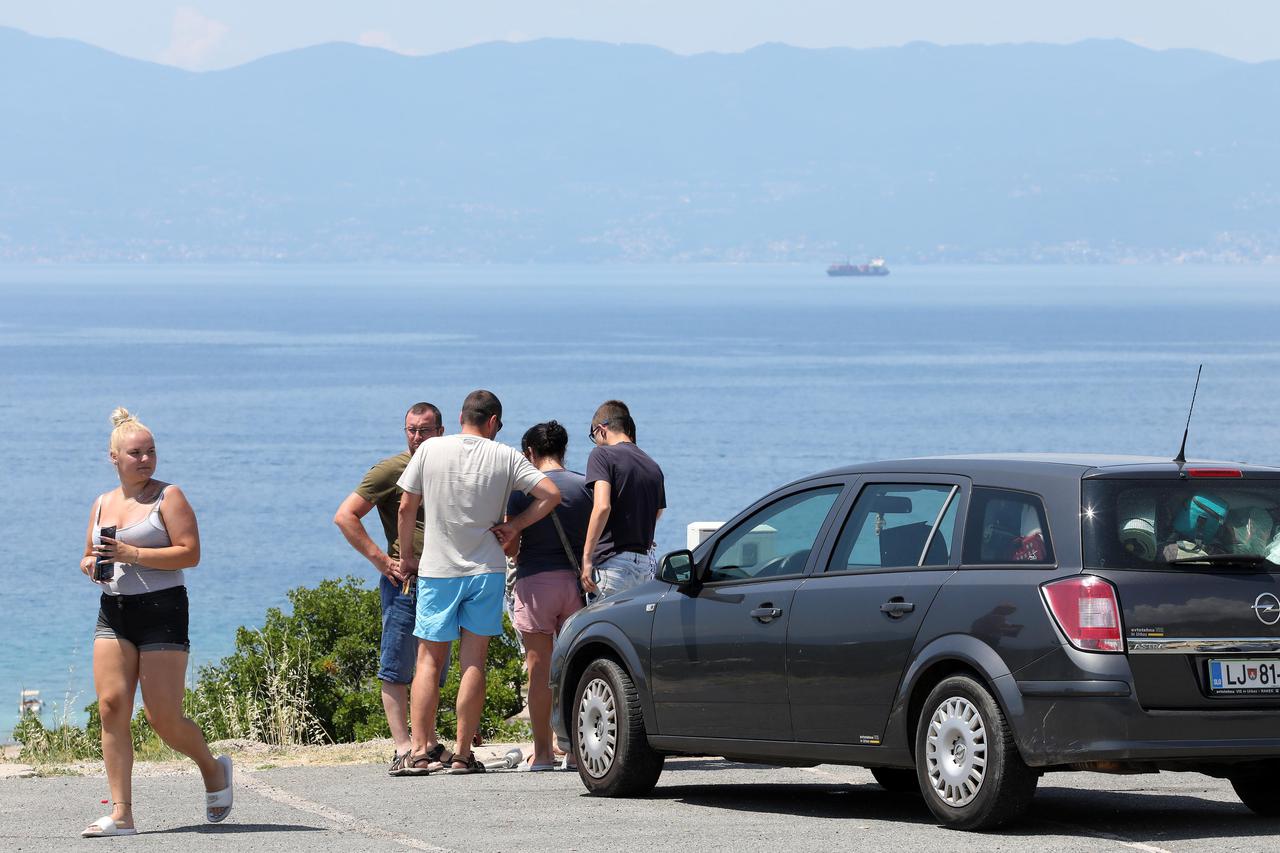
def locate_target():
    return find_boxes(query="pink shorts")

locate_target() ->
[511,572,583,636]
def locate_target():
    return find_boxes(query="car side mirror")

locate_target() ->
[658,549,699,585]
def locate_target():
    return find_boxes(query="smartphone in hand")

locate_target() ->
[94,526,117,582]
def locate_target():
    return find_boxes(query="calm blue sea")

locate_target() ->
[3,263,1280,738]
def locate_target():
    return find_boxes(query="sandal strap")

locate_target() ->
[83,815,137,837]
[424,743,455,769]
[206,787,233,807]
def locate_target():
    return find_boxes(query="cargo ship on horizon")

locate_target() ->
[827,257,889,277]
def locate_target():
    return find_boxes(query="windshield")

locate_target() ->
[1082,479,1280,569]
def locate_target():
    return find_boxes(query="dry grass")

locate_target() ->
[17,737,536,777]
[189,626,331,747]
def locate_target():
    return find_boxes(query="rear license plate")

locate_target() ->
[1209,659,1280,695]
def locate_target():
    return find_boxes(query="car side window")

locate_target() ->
[825,483,960,572]
[962,487,1054,564]
[706,486,842,583]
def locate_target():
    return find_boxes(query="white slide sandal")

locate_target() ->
[81,816,137,837]
[205,754,233,823]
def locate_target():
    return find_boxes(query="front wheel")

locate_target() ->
[915,675,1038,830]
[1230,763,1280,816]
[572,658,664,796]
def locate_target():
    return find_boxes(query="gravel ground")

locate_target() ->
[3,753,1278,852]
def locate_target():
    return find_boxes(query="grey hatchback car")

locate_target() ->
[550,454,1280,830]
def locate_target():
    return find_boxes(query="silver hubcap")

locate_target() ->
[576,677,617,778]
[925,696,987,807]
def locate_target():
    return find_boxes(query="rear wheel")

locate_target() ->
[914,675,1038,830]
[572,658,664,796]
[870,767,920,794]
[1230,762,1280,816]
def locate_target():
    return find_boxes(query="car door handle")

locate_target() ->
[751,606,783,623]
[880,599,915,617]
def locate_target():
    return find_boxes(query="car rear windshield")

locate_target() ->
[1082,478,1280,569]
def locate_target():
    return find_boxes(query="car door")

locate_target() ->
[649,481,848,740]
[787,477,967,744]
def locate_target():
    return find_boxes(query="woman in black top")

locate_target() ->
[505,421,592,770]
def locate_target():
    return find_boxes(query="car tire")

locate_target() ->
[1230,763,1280,816]
[572,658,664,796]
[870,767,920,794]
[914,675,1038,830]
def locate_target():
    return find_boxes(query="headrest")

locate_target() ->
[1020,503,1042,537]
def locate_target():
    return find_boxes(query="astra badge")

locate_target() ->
[1253,593,1280,626]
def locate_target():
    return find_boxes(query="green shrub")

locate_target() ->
[187,575,529,745]
[186,610,331,746]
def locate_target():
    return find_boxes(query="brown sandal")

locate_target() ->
[397,743,453,776]
[447,753,486,775]
[424,742,456,772]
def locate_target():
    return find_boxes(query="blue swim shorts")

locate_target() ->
[414,572,506,642]
[378,575,451,685]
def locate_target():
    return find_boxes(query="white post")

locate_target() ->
[686,521,724,550]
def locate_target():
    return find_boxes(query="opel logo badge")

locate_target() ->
[1254,593,1280,626]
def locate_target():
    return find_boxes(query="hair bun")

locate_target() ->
[109,407,135,428]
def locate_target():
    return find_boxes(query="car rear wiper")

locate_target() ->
[1167,554,1279,569]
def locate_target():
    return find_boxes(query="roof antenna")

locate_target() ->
[1173,364,1203,466]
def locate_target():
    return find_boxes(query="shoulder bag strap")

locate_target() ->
[549,510,581,574]
[550,510,589,605]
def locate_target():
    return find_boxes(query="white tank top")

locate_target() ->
[94,485,184,596]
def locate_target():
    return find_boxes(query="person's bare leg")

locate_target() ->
[409,640,450,755]
[138,650,227,817]
[520,631,555,766]
[92,638,139,831]
[381,681,412,756]
[452,629,491,762]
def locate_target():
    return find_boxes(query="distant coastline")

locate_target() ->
[3,28,1277,265]
[1,255,1278,266]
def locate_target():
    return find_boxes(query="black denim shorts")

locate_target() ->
[94,586,190,652]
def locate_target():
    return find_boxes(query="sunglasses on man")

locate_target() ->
[588,420,611,445]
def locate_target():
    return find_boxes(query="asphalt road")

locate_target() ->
[3,758,1276,852]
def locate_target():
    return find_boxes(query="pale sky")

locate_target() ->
[3,1,1277,70]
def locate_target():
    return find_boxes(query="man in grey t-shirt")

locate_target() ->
[395,389,561,774]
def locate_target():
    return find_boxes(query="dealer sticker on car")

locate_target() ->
[1209,659,1280,694]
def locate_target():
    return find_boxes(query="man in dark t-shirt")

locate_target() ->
[333,402,447,776]
[581,400,666,600]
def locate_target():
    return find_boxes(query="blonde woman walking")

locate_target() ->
[78,408,231,837]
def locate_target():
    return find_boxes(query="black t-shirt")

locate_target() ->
[507,469,593,578]
[585,442,666,563]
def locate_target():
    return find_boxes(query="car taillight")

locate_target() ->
[1186,468,1243,478]
[1041,576,1124,653]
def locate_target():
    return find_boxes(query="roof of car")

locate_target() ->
[811,453,1280,481]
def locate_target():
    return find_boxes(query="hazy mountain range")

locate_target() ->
[2,26,1278,263]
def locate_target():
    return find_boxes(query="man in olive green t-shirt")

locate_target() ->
[333,402,446,775]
